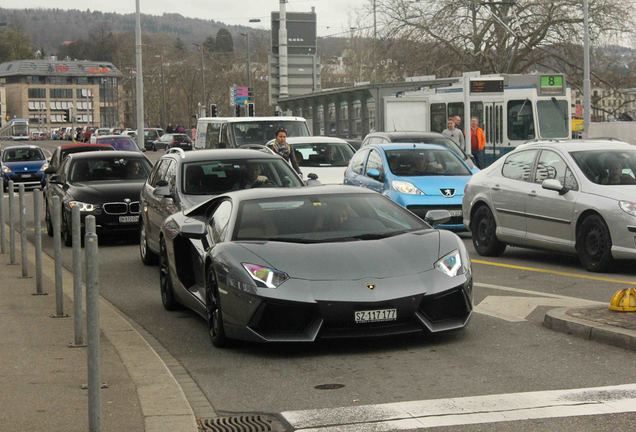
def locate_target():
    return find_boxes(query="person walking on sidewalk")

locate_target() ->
[470,117,486,168]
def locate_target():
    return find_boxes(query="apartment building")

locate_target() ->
[0,59,123,129]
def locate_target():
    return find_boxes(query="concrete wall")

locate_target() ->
[588,122,636,145]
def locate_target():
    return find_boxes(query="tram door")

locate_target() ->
[483,102,504,165]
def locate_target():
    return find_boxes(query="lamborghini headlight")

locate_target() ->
[435,250,463,277]
[242,263,289,288]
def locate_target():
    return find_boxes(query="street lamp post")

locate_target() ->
[193,43,207,108]
[135,0,145,150]
[154,54,166,128]
[583,0,591,138]
[241,33,252,91]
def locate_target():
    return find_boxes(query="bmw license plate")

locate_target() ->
[354,308,397,324]
[118,215,139,224]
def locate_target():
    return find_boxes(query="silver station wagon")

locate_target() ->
[462,139,636,272]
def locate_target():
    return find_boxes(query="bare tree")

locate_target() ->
[374,0,634,75]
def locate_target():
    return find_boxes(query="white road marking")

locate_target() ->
[474,295,598,322]
[282,383,636,431]
[474,282,605,304]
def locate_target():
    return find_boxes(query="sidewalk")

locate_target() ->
[0,253,144,431]
[544,306,636,351]
[0,204,199,432]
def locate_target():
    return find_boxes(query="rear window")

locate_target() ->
[173,135,192,143]
[96,137,140,152]
[292,142,354,167]
[61,146,113,159]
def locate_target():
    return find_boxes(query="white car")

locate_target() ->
[462,139,636,272]
[266,136,355,184]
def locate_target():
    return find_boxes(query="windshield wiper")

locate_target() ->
[326,230,413,242]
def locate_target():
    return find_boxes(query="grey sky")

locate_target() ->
[2,0,367,36]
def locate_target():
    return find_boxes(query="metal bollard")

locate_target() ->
[0,177,5,254]
[50,196,68,318]
[69,206,85,347]
[32,190,46,296]
[85,216,101,432]
[8,180,16,264]
[18,184,28,277]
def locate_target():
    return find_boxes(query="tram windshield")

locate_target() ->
[537,99,569,138]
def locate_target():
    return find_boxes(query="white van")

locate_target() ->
[194,117,310,150]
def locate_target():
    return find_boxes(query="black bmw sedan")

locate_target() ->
[45,151,152,245]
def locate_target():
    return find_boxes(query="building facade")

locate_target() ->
[0,60,123,130]
[572,86,636,121]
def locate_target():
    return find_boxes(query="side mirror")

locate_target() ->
[424,209,452,225]
[49,174,61,184]
[542,179,567,195]
[154,185,172,198]
[307,173,319,181]
[366,168,383,181]
[181,221,207,239]
[44,166,57,175]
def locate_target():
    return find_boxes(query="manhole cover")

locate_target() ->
[314,383,345,390]
[199,415,286,432]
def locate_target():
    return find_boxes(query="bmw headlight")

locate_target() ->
[435,250,463,277]
[1,166,11,174]
[67,201,96,212]
[619,201,636,217]
[392,180,423,195]
[242,263,289,289]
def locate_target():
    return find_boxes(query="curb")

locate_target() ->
[544,307,636,352]
[5,221,199,432]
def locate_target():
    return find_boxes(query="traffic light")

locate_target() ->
[209,104,218,117]
[234,104,241,117]
[63,109,70,123]
[247,103,255,117]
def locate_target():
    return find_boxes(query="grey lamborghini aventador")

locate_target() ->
[159,186,473,347]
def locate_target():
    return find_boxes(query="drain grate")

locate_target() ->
[199,415,286,432]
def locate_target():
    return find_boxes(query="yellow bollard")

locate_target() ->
[608,287,636,312]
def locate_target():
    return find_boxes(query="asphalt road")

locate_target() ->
[4,140,636,431]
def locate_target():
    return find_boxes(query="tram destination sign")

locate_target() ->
[470,78,504,94]
[539,74,566,96]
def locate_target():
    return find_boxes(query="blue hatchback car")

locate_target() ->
[344,143,474,230]
[1,145,48,192]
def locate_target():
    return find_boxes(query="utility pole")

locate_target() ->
[135,0,145,149]
[583,0,591,137]
[373,0,377,83]
[242,33,252,91]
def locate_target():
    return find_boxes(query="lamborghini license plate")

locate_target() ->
[354,308,397,324]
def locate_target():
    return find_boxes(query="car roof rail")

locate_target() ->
[167,147,186,158]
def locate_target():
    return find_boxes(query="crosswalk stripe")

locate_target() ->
[282,383,636,431]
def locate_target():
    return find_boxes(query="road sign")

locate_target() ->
[230,85,251,106]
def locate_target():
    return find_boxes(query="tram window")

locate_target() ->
[448,103,463,121]
[430,103,447,133]
[507,99,535,141]
[470,102,483,125]
[537,100,569,138]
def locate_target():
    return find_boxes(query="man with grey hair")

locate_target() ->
[442,118,465,151]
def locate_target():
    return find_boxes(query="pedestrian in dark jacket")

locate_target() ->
[267,128,302,175]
